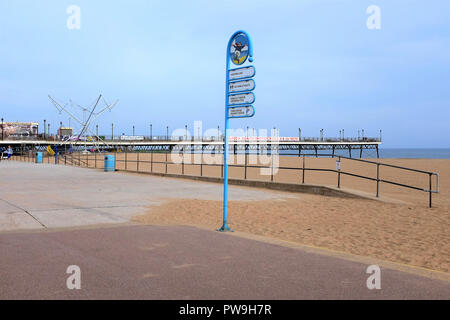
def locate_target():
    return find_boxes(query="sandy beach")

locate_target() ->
[126,154,450,274]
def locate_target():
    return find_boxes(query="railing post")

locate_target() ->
[302,156,305,184]
[165,151,168,174]
[337,156,341,189]
[137,151,140,172]
[376,163,380,198]
[271,152,274,182]
[125,147,128,170]
[200,149,203,177]
[244,150,247,180]
[429,173,433,208]
[114,148,117,169]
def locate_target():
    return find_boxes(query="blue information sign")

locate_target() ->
[219,30,255,233]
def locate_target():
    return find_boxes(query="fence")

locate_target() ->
[11,150,439,208]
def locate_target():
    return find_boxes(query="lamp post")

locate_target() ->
[133,126,135,137]
[44,119,46,139]
[1,118,3,141]
[96,124,99,137]
[217,125,220,141]
[150,124,152,141]
[185,125,188,141]
[111,123,114,141]
[48,123,50,138]
[166,126,169,141]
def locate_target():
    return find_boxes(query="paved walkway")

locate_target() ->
[0,161,294,231]
[1,225,449,300]
[0,161,449,299]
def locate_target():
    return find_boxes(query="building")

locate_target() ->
[58,127,73,137]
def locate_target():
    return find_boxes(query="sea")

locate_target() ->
[378,148,450,159]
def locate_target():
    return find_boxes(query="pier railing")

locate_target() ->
[10,150,439,208]
[1,135,381,143]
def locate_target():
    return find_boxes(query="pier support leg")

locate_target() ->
[376,145,380,159]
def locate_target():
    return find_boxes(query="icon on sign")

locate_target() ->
[230,33,250,66]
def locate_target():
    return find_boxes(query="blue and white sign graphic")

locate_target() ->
[228,105,255,118]
[229,66,256,80]
[229,79,255,93]
[230,32,250,65]
[228,92,255,105]
[219,30,256,233]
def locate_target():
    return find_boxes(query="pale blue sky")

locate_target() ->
[0,0,449,147]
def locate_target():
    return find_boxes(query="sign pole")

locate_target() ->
[218,30,254,232]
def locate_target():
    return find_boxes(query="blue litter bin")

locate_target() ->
[36,152,43,164]
[104,155,116,172]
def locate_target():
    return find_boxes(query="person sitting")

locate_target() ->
[7,146,13,159]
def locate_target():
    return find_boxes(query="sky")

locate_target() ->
[0,0,449,148]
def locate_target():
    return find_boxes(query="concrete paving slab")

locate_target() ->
[0,161,295,231]
[0,211,44,231]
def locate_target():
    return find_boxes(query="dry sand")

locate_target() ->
[27,152,450,273]
[134,196,450,274]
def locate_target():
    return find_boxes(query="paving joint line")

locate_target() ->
[0,198,47,228]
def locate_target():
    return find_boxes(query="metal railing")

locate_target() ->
[1,135,382,143]
[12,151,439,208]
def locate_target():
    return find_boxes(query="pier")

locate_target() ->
[0,136,382,158]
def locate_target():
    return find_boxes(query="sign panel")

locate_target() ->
[228,92,255,105]
[119,135,145,141]
[229,79,255,93]
[0,122,38,138]
[229,66,255,80]
[228,105,255,118]
[230,32,250,65]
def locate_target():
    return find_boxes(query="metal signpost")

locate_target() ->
[218,30,255,232]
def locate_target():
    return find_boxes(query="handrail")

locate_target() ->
[16,151,440,208]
